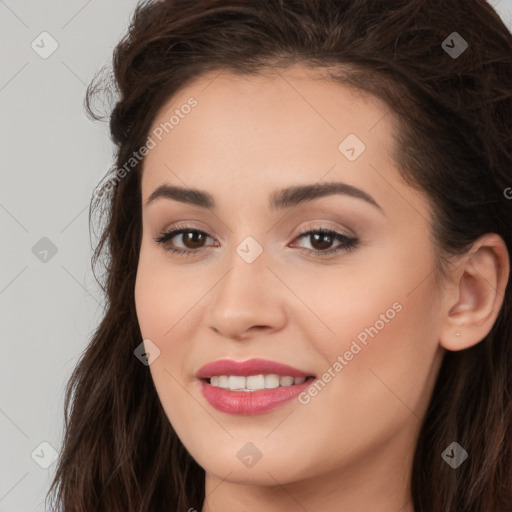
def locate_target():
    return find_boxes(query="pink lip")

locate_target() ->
[196,358,316,415]
[196,358,313,379]
[199,378,315,415]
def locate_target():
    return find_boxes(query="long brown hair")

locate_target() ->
[46,1,512,510]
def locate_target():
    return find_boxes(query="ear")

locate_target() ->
[439,233,510,351]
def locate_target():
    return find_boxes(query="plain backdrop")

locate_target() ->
[1,0,511,510]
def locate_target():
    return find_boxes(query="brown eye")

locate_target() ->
[154,228,214,254]
[308,232,335,251]
[180,231,207,249]
[154,226,358,257]
[292,228,359,256]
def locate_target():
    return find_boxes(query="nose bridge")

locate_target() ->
[205,236,287,339]
[215,238,271,308]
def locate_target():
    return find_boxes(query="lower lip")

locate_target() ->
[199,377,315,415]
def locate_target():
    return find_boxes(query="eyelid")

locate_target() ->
[154,221,359,258]
[294,221,354,238]
[156,220,353,243]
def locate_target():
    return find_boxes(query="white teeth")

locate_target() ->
[280,376,294,386]
[228,376,246,391]
[265,374,280,388]
[246,374,265,390]
[207,374,309,391]
[218,376,229,388]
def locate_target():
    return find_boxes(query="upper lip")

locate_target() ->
[196,358,314,379]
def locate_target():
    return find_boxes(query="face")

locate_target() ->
[134,65,446,493]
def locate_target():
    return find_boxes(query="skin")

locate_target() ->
[134,65,509,512]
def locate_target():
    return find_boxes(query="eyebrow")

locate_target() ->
[145,181,383,213]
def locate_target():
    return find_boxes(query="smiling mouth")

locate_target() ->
[203,374,316,392]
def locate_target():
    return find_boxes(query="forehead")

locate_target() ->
[147,65,394,146]
[138,64,433,228]
[142,65,396,178]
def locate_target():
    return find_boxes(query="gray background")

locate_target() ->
[1,1,511,510]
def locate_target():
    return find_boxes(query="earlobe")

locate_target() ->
[439,233,510,351]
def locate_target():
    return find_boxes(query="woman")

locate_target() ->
[46,0,512,511]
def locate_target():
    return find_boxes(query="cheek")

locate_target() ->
[134,265,164,339]
[134,247,189,340]
[295,249,440,421]
[281,288,440,481]
[134,251,203,383]
[134,259,197,421]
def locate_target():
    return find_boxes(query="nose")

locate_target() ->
[205,251,288,341]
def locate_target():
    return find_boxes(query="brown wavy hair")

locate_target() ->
[46,0,512,511]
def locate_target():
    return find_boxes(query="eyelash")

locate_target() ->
[154,224,359,258]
